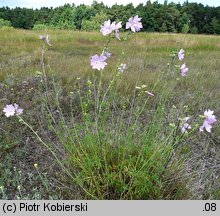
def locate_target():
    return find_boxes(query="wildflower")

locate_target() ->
[39,35,45,40]
[3,104,15,117]
[100,20,115,36]
[45,35,51,46]
[199,110,217,133]
[115,29,120,40]
[118,63,127,72]
[14,104,23,115]
[126,15,143,32]
[3,103,23,117]
[112,21,122,40]
[178,49,184,61]
[102,49,111,58]
[34,163,38,168]
[180,117,191,134]
[39,34,51,46]
[180,63,188,76]
[146,91,154,97]
[91,54,107,71]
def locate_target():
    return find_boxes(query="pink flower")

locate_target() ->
[112,21,122,40]
[178,49,184,61]
[126,15,143,32]
[3,103,23,117]
[100,20,115,36]
[101,50,111,58]
[100,20,122,39]
[14,103,23,115]
[200,110,217,133]
[45,35,51,46]
[146,91,154,97]
[180,117,191,134]
[39,34,51,46]
[180,63,188,76]
[115,29,120,40]
[39,35,45,40]
[91,54,107,71]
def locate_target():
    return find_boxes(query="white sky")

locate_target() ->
[0,0,219,8]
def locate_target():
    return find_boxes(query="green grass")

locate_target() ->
[0,28,220,199]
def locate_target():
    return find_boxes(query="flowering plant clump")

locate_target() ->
[1,13,218,200]
[3,103,23,117]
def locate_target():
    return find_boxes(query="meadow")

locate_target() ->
[0,27,220,199]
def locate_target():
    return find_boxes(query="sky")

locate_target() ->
[0,0,219,8]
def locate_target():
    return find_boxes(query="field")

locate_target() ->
[0,28,220,199]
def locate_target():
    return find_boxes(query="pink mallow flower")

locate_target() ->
[115,29,120,40]
[39,35,45,40]
[180,63,188,76]
[100,20,115,36]
[101,50,111,58]
[126,15,143,32]
[180,117,191,134]
[91,54,107,71]
[200,110,217,133]
[112,21,122,40]
[178,49,184,61]
[100,20,122,39]
[45,35,51,46]
[3,103,23,117]
[146,91,154,97]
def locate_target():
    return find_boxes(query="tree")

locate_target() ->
[73,5,95,30]
[0,1,219,34]
[211,17,220,34]
[81,11,108,31]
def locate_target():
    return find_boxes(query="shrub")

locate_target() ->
[33,23,47,31]
[181,24,190,34]
[191,26,198,34]
[0,19,11,28]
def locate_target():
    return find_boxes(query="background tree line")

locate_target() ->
[0,0,220,34]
